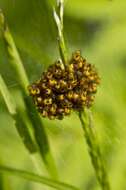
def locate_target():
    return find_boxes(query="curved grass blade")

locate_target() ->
[0,75,37,153]
[0,10,59,179]
[0,75,49,174]
[0,166,79,190]
[24,95,59,178]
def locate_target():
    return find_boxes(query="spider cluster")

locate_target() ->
[28,51,100,120]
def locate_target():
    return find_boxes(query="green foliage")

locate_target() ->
[0,75,37,153]
[0,165,79,190]
[0,0,126,190]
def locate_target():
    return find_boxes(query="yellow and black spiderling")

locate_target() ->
[28,51,100,120]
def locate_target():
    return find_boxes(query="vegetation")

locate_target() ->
[0,0,126,190]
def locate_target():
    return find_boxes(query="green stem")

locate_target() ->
[53,1,111,189]
[0,166,79,190]
[0,11,29,92]
[53,0,67,65]
[0,11,58,179]
[79,109,111,190]
[0,75,37,154]
[24,95,59,179]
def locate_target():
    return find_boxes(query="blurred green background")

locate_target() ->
[0,0,126,189]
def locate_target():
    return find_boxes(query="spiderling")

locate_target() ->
[28,51,100,120]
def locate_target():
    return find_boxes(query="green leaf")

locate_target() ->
[0,10,59,179]
[0,75,16,115]
[24,96,59,179]
[0,75,37,153]
[0,165,79,190]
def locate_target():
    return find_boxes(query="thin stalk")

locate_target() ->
[53,0,67,65]
[53,1,111,189]
[0,76,49,174]
[0,10,29,92]
[0,75,44,173]
[0,166,79,190]
[0,75,36,153]
[24,95,59,179]
[0,10,58,179]
[79,109,111,190]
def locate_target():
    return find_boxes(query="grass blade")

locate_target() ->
[0,10,29,91]
[0,10,59,178]
[0,74,48,174]
[0,75,37,153]
[24,96,59,178]
[79,109,111,190]
[0,166,79,190]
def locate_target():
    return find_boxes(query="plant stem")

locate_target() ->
[53,0,67,65]
[53,1,111,189]
[0,75,44,174]
[0,166,80,190]
[0,75,37,154]
[79,109,111,190]
[0,10,58,179]
[0,10,29,92]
